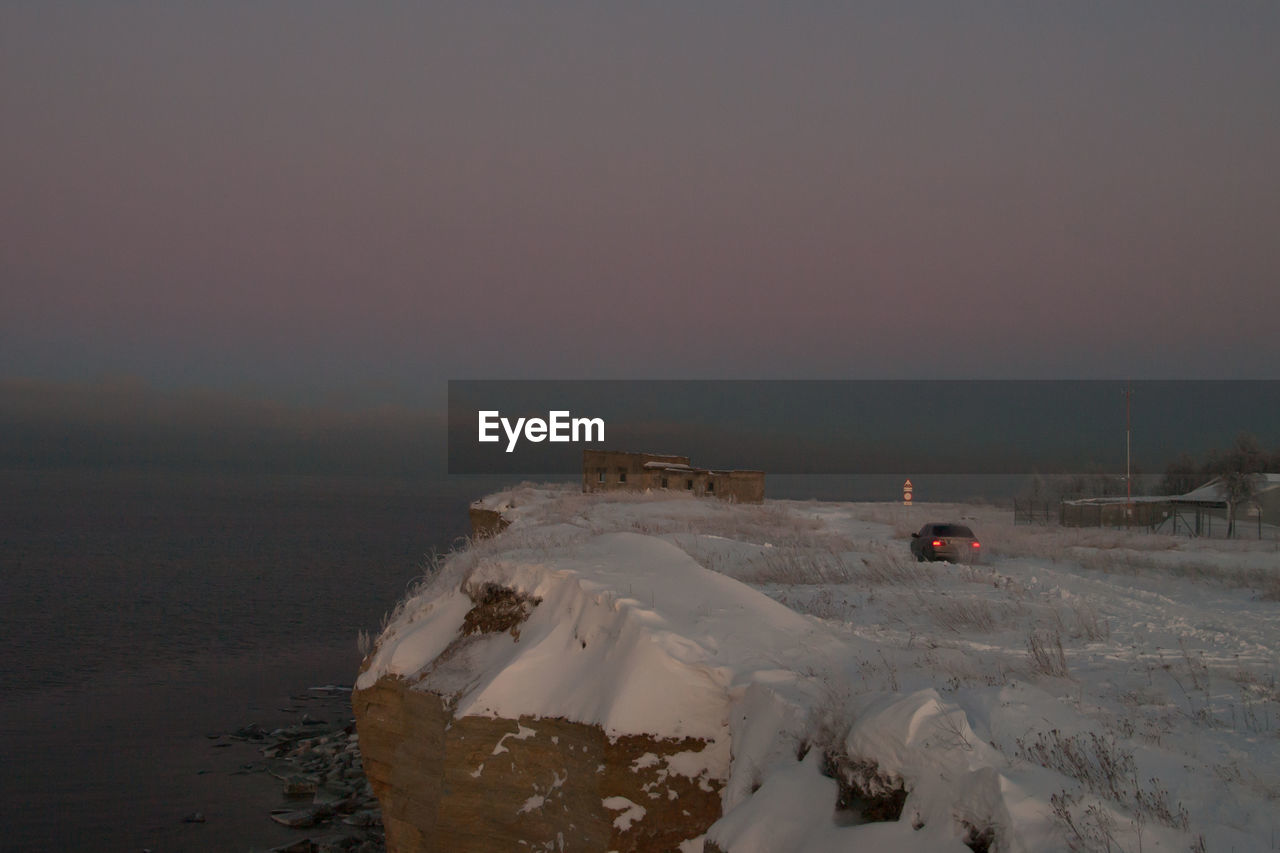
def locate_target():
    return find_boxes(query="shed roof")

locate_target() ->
[1173,473,1280,506]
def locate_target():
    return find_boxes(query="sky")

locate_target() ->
[4,2,1280,416]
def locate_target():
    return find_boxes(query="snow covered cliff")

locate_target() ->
[355,484,1280,852]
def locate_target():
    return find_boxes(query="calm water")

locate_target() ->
[0,468,507,853]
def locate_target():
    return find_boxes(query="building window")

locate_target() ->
[686,479,694,490]
[618,469,627,484]
[707,481,715,493]
[661,477,668,489]
[597,469,605,483]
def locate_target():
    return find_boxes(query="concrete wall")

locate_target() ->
[715,470,766,504]
[656,469,765,503]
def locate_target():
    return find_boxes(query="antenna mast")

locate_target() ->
[1123,382,1133,513]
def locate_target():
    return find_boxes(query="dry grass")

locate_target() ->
[1027,628,1070,678]
[741,545,854,585]
[1019,730,1190,831]
[1068,600,1111,642]
[923,596,1008,634]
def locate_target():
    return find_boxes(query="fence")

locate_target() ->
[1053,500,1277,539]
[1012,499,1058,525]
[1156,504,1276,540]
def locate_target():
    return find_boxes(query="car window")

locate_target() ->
[934,524,974,537]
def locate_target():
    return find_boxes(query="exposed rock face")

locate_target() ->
[353,676,722,852]
[468,506,510,538]
[353,491,850,852]
[353,564,724,851]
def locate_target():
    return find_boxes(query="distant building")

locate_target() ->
[582,450,765,504]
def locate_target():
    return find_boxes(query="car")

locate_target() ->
[910,522,981,563]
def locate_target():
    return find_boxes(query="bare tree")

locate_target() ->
[1160,452,1199,496]
[1217,433,1265,537]
[1020,469,1057,502]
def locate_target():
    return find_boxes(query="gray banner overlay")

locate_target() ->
[447,380,1280,476]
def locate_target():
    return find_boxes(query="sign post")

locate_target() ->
[903,479,913,507]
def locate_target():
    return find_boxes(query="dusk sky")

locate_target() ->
[4,3,1280,412]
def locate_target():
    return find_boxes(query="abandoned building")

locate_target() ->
[582,450,765,504]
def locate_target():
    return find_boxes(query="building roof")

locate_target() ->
[1173,473,1280,506]
[1063,473,1280,507]
[1062,495,1171,506]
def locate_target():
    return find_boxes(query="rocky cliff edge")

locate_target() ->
[354,486,1020,853]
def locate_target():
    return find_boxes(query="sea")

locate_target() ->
[0,467,525,852]
[0,467,1023,852]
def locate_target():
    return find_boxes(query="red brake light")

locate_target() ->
[972,541,981,548]
[931,540,943,547]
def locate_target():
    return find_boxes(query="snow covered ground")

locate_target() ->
[363,484,1280,852]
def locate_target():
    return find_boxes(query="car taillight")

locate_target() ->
[972,541,981,548]
[931,540,943,547]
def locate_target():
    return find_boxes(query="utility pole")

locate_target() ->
[1123,382,1133,518]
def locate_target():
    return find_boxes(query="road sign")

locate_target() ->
[903,478,913,505]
